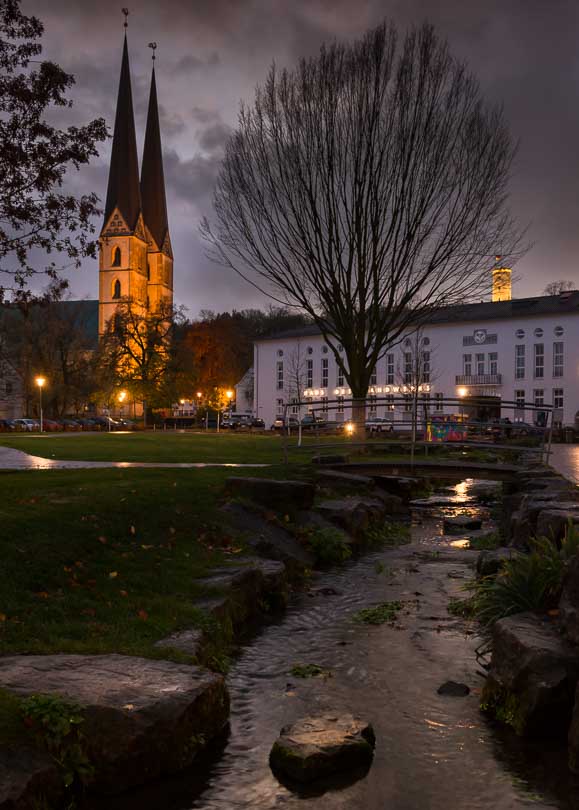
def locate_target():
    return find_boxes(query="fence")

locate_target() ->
[280,395,554,466]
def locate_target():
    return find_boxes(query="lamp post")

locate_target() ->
[35,376,46,433]
[118,390,127,425]
[226,389,234,416]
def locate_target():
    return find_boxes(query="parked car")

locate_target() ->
[12,418,37,431]
[365,417,394,434]
[0,419,16,431]
[270,415,299,431]
[41,419,61,432]
[222,414,252,429]
[249,417,265,429]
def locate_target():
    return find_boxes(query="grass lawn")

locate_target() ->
[0,465,305,661]
[0,431,344,464]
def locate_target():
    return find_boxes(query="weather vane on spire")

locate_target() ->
[148,42,157,62]
[122,8,129,28]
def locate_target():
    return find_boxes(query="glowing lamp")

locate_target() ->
[344,421,355,436]
[35,376,46,388]
[457,387,468,398]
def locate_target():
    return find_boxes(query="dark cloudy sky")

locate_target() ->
[23,0,579,316]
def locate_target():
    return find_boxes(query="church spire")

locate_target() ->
[140,56,170,254]
[102,33,142,233]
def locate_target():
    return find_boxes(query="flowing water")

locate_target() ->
[104,480,579,810]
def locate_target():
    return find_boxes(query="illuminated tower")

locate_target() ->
[98,33,148,335]
[141,46,174,314]
[492,256,512,302]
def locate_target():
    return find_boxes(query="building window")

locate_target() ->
[277,349,284,357]
[403,394,412,412]
[422,351,430,383]
[337,396,344,414]
[475,353,485,376]
[463,353,472,376]
[534,343,544,379]
[554,326,564,337]
[514,389,525,422]
[307,346,313,355]
[370,367,377,386]
[385,394,395,415]
[553,342,564,378]
[421,393,431,415]
[336,366,344,387]
[489,352,498,376]
[276,361,284,390]
[112,246,121,267]
[322,346,328,354]
[534,327,543,338]
[276,398,284,416]
[320,396,328,415]
[368,395,377,416]
[515,329,525,339]
[404,352,412,384]
[515,344,525,380]
[321,358,328,388]
[553,388,564,410]
[290,397,299,415]
[435,393,444,412]
[112,279,121,299]
[386,354,394,385]
[306,359,313,389]
[534,389,544,407]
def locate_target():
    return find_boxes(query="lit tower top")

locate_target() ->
[492,255,512,302]
[102,32,142,235]
[141,43,174,312]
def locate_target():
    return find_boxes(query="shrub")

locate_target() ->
[304,527,352,565]
[468,531,502,551]
[470,522,579,635]
[365,522,411,547]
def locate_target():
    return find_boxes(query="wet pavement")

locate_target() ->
[96,481,579,810]
[550,445,579,484]
[0,445,268,470]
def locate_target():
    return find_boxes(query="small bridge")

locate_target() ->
[322,458,525,482]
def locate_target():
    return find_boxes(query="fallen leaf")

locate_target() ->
[0,613,6,622]
[169,527,176,535]
[137,609,148,621]
[119,590,128,597]
[123,703,135,711]
[109,571,118,579]
[547,609,560,617]
[141,544,154,550]
[129,526,136,535]
[35,592,49,599]
[97,536,107,544]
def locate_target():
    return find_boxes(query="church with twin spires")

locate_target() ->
[98,33,173,336]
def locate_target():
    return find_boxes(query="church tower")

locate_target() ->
[141,56,174,313]
[98,34,149,335]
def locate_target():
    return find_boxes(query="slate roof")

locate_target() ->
[0,300,99,350]
[103,35,142,232]
[140,68,170,252]
[257,292,579,342]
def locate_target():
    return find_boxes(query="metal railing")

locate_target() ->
[455,374,502,385]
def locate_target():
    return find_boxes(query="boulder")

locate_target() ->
[315,498,388,538]
[476,547,520,578]
[0,654,229,795]
[559,554,579,645]
[0,746,63,810]
[443,515,483,533]
[269,714,375,783]
[154,629,203,658]
[372,475,423,499]
[316,469,375,492]
[536,510,579,543]
[225,477,315,512]
[481,613,579,736]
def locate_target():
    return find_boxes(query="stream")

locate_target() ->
[106,480,579,810]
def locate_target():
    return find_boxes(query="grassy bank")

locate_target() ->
[0,466,305,660]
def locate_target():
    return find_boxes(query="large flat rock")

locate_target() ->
[0,654,229,795]
[225,477,315,512]
[270,714,375,783]
[315,498,389,537]
[482,613,579,736]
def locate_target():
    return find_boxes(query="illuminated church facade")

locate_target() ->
[98,34,173,336]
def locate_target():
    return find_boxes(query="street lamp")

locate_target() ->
[35,376,46,432]
[118,390,127,423]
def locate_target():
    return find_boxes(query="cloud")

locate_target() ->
[198,121,232,153]
[171,51,220,76]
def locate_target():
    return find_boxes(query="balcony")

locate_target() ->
[455,374,502,386]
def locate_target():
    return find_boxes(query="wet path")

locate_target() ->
[0,445,268,470]
[550,445,579,485]
[100,482,578,810]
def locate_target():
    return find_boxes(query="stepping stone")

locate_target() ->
[437,681,470,697]
[443,515,482,533]
[225,477,315,511]
[270,714,375,783]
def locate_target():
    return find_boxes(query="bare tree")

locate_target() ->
[285,341,307,444]
[202,22,523,425]
[396,329,437,464]
[543,280,576,296]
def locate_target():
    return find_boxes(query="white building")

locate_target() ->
[252,290,579,430]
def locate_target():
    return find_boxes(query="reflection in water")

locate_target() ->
[550,445,579,485]
[90,479,576,810]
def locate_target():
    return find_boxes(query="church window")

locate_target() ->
[112,279,121,299]
[112,246,121,267]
